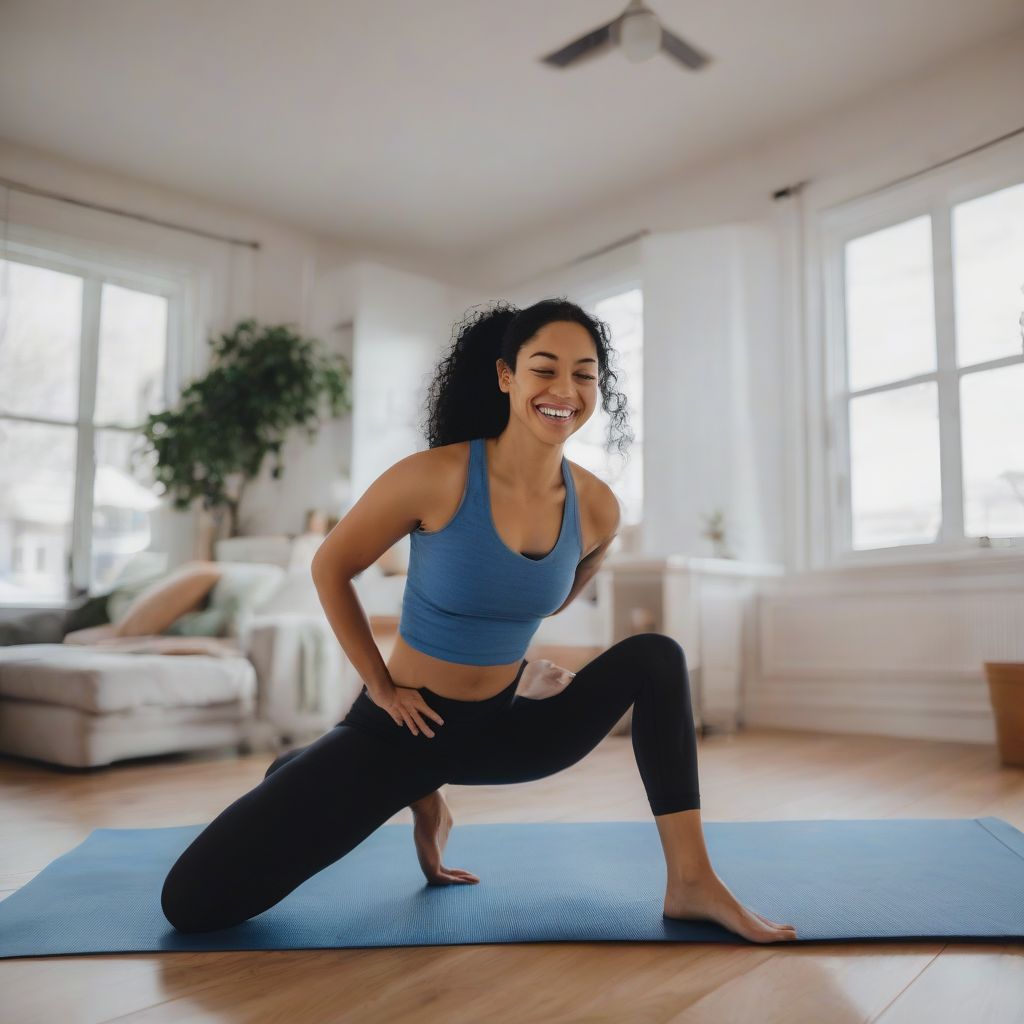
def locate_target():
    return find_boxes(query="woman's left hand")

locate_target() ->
[410,788,480,886]
[517,659,577,700]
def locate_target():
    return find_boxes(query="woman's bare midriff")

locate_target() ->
[386,631,524,701]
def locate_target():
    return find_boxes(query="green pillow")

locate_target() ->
[201,563,286,637]
[163,605,233,637]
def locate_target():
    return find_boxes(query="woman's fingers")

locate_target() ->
[413,709,434,738]
[388,691,444,737]
[430,868,479,885]
[411,699,444,737]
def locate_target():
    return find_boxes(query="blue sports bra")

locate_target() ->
[398,437,583,666]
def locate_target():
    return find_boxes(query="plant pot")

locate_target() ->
[984,662,1024,767]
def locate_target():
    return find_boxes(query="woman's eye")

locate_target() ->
[533,370,596,381]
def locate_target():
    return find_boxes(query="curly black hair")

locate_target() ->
[419,297,634,458]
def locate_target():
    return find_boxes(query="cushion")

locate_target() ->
[113,562,222,638]
[256,571,323,617]
[61,591,112,635]
[0,608,69,647]
[162,604,233,637]
[104,552,171,623]
[0,644,255,714]
[204,562,287,636]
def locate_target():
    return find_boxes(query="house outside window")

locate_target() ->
[0,243,180,606]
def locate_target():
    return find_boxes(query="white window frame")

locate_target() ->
[816,133,1024,568]
[1,236,188,605]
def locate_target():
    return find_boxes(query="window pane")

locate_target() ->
[844,216,936,392]
[570,287,643,524]
[0,259,82,421]
[848,383,941,549]
[94,283,168,427]
[0,419,76,603]
[91,428,161,591]
[952,181,1024,368]
[961,363,1024,539]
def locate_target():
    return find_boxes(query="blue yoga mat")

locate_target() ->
[1,817,1022,957]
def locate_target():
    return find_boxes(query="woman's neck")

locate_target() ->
[487,428,564,496]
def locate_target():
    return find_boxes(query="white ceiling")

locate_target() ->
[2,0,1022,266]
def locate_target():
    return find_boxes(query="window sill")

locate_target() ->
[811,542,1024,578]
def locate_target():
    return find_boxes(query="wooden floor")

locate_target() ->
[1,726,1022,1024]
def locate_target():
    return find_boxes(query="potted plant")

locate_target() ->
[984,662,1024,767]
[700,507,734,559]
[140,318,352,545]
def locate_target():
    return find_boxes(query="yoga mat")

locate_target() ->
[1,817,1022,957]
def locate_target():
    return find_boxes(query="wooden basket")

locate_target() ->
[984,662,1024,767]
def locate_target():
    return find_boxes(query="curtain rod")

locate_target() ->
[0,175,261,250]
[772,123,1024,205]
[566,228,651,267]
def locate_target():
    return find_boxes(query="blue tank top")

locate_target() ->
[398,437,583,666]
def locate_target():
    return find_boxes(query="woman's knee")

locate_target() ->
[620,633,690,693]
[160,862,213,933]
[618,632,686,668]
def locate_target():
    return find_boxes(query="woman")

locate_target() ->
[161,298,797,943]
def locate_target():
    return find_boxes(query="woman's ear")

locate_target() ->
[496,358,512,393]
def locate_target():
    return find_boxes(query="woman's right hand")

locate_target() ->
[370,684,445,738]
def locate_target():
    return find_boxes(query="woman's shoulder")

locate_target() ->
[565,459,620,551]
[399,442,473,530]
[401,440,471,472]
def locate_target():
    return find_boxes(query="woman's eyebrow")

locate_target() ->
[528,350,598,365]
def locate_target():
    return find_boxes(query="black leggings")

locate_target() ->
[161,632,700,933]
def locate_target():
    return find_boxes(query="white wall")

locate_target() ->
[640,226,784,563]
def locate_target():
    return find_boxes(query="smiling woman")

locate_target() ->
[160,298,798,945]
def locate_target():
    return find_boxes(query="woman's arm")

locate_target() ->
[550,480,621,616]
[310,452,432,701]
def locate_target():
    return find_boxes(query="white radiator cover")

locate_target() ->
[745,554,1024,743]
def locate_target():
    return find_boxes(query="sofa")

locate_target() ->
[0,552,357,769]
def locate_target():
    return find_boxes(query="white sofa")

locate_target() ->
[0,605,358,770]
[0,547,362,769]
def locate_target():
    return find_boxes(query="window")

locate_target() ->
[0,247,177,606]
[568,285,643,525]
[820,144,1024,561]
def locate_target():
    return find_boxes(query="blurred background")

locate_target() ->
[0,0,1022,750]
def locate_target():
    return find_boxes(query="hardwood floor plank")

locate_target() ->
[873,944,1024,1023]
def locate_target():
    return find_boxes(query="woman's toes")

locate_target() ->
[752,909,794,931]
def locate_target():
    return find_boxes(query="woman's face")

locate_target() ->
[497,320,599,441]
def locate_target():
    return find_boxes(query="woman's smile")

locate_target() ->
[534,402,577,427]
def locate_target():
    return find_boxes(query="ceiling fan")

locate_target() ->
[540,0,711,71]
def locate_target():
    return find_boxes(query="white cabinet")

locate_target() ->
[596,555,785,733]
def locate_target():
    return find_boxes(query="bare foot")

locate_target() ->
[664,873,798,944]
